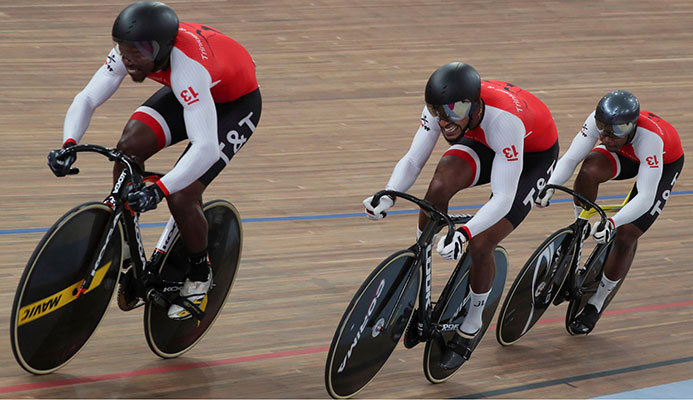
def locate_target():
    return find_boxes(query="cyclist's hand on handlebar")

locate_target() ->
[535,187,555,208]
[47,141,77,177]
[591,218,615,244]
[436,228,468,261]
[127,184,165,213]
[363,194,395,220]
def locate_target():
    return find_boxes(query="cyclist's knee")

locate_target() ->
[467,236,494,261]
[166,191,197,213]
[577,153,612,184]
[424,177,453,207]
[166,183,205,213]
[613,224,641,252]
[116,120,158,161]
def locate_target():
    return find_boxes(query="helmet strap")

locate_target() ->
[152,54,172,73]
[624,123,637,145]
[468,100,484,130]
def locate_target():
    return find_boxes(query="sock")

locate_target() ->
[458,288,491,335]
[574,203,586,220]
[187,249,210,282]
[587,273,620,312]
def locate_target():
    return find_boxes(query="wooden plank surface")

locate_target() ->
[1,0,691,398]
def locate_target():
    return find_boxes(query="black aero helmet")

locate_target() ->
[594,90,640,138]
[112,1,179,71]
[425,62,481,122]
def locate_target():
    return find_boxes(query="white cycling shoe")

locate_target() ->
[168,268,212,320]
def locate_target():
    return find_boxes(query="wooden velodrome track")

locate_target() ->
[1,0,692,398]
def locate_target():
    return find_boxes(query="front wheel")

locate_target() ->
[144,200,242,358]
[423,246,508,383]
[10,203,123,374]
[325,250,421,399]
[495,228,574,346]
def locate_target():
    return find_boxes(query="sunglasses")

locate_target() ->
[114,41,159,63]
[426,101,473,122]
[595,118,634,138]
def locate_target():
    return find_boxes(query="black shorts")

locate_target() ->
[592,146,684,232]
[446,138,559,228]
[130,87,262,187]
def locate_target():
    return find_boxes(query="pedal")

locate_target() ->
[171,296,206,321]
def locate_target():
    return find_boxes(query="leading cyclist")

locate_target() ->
[47,1,261,320]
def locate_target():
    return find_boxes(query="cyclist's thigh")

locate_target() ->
[504,140,559,228]
[198,88,262,186]
[627,155,684,232]
[441,137,494,189]
[591,148,638,181]
[128,86,188,151]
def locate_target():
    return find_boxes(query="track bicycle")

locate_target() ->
[10,144,242,374]
[496,184,634,345]
[324,190,508,399]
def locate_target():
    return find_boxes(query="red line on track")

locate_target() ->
[2,300,692,395]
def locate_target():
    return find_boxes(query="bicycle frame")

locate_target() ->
[546,184,633,303]
[57,144,195,315]
[372,190,471,342]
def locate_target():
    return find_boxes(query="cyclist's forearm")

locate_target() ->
[549,128,599,185]
[63,94,97,144]
[63,61,124,144]
[386,156,423,192]
[547,155,581,186]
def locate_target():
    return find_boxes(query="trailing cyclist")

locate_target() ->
[47,1,261,320]
[363,62,559,369]
[536,90,684,334]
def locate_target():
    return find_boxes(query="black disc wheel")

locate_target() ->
[423,246,508,383]
[325,250,421,399]
[496,228,573,346]
[144,200,242,358]
[10,203,123,374]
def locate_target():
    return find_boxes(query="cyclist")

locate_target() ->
[363,62,559,369]
[536,90,683,334]
[46,1,261,320]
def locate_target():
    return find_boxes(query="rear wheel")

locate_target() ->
[325,250,420,399]
[144,200,242,358]
[423,246,508,383]
[10,203,123,374]
[496,228,573,346]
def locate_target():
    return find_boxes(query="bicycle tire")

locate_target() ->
[144,200,242,358]
[565,240,633,335]
[423,246,508,383]
[10,202,123,374]
[495,228,574,346]
[325,250,420,399]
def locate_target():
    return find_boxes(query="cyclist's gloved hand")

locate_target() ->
[535,187,555,208]
[47,141,77,177]
[128,183,165,213]
[363,194,395,220]
[436,227,469,261]
[591,218,615,244]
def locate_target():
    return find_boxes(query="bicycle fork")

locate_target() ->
[75,211,123,298]
[76,170,132,297]
[415,243,434,340]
